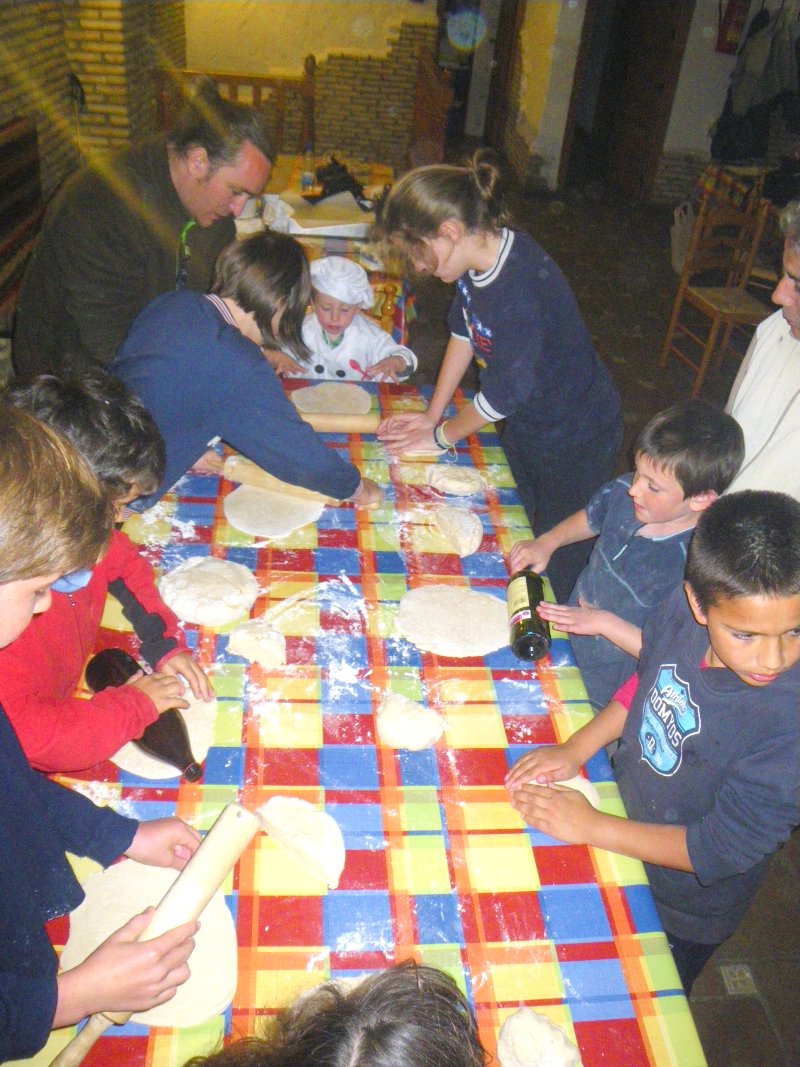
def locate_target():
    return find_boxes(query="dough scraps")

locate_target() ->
[159,556,259,626]
[111,693,217,780]
[60,859,237,1028]
[291,382,372,415]
[228,617,287,667]
[551,775,601,808]
[257,796,345,888]
[376,691,444,750]
[431,505,483,557]
[426,464,483,496]
[224,483,324,538]
[497,1006,582,1067]
[395,585,507,658]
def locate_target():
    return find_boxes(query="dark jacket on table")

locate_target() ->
[0,705,137,1061]
[13,137,234,379]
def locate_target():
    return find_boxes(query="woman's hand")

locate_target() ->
[376,412,437,454]
[263,348,306,377]
[191,449,224,476]
[352,477,383,510]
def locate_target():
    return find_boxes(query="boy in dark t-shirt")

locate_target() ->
[506,491,800,994]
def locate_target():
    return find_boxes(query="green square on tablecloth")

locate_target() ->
[400,786,442,831]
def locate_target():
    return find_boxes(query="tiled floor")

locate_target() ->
[404,164,799,1067]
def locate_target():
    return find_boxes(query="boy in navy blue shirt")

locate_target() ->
[506,491,800,994]
[510,400,744,711]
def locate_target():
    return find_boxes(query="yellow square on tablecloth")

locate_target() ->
[484,956,563,1002]
[252,700,322,748]
[443,702,507,748]
[253,835,332,895]
[463,833,539,892]
[389,836,451,893]
[460,800,524,832]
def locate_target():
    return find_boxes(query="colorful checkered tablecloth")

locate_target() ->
[34,383,706,1067]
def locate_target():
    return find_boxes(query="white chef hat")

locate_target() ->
[310,256,374,310]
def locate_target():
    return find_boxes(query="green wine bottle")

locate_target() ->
[506,567,551,661]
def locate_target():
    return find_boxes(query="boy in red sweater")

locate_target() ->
[1,374,213,772]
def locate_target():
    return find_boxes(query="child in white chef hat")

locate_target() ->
[275,255,417,381]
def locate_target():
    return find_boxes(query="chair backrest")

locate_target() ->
[682,195,770,289]
[0,116,44,334]
[156,56,315,156]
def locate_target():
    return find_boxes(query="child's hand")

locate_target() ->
[54,909,198,1024]
[159,651,214,702]
[353,477,383,510]
[127,670,189,715]
[509,536,553,574]
[504,743,581,792]
[364,354,407,383]
[125,816,202,869]
[536,601,611,637]
[263,348,306,377]
[377,412,436,454]
[509,782,598,845]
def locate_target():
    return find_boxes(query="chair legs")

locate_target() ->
[690,318,724,397]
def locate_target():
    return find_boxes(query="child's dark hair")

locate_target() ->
[211,232,311,360]
[167,76,274,168]
[686,490,800,610]
[184,961,487,1067]
[5,373,165,497]
[634,399,744,497]
[375,148,513,274]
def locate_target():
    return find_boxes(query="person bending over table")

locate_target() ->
[374,149,621,601]
[110,232,382,510]
[14,78,273,380]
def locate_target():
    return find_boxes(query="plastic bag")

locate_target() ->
[670,201,695,274]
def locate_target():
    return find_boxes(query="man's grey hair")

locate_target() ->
[779,199,800,255]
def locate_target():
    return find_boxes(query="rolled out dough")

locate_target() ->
[291,382,372,415]
[432,505,483,557]
[426,464,483,496]
[376,691,444,750]
[159,556,259,626]
[497,1006,582,1067]
[257,796,345,888]
[111,693,217,779]
[224,483,324,539]
[396,585,507,658]
[228,617,287,667]
[60,859,237,1028]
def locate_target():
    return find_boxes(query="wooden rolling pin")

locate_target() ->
[296,410,380,433]
[223,454,341,506]
[50,803,264,1067]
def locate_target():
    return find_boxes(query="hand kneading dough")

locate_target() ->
[426,464,483,496]
[432,505,483,557]
[552,774,601,808]
[228,617,287,667]
[159,556,259,626]
[376,691,444,750]
[224,483,324,538]
[497,1007,582,1067]
[111,693,217,779]
[396,585,507,657]
[291,382,372,415]
[258,796,345,888]
[60,859,237,1028]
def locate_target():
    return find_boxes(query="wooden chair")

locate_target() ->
[659,196,772,396]
[155,55,315,156]
[366,280,399,337]
[0,117,44,339]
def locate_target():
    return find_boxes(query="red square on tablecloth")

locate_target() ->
[476,890,545,942]
[258,895,323,945]
[533,844,596,885]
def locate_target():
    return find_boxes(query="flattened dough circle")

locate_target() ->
[61,859,237,1028]
[159,556,259,626]
[257,796,345,888]
[396,585,507,657]
[224,484,324,538]
[111,693,217,779]
[291,382,372,415]
[376,691,444,750]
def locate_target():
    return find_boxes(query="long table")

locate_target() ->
[36,383,706,1066]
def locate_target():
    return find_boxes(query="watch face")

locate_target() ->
[447,9,487,52]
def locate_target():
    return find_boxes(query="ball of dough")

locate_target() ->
[228,617,287,667]
[432,505,483,557]
[552,775,601,808]
[376,691,444,749]
[159,556,259,627]
[257,796,346,888]
[497,1006,582,1067]
[426,464,484,496]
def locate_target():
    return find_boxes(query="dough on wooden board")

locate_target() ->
[396,585,507,658]
[224,483,324,538]
[497,1006,582,1067]
[257,796,345,888]
[432,505,483,557]
[291,382,372,415]
[60,859,237,1028]
[376,691,444,750]
[111,693,217,779]
[426,464,483,496]
[228,617,287,667]
[159,556,259,626]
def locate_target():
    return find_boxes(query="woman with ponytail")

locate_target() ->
[375,150,622,600]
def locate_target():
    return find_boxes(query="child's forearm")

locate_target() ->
[596,614,643,657]
[427,337,474,422]
[437,402,489,446]
[588,815,692,872]
[538,510,594,555]
[564,698,629,764]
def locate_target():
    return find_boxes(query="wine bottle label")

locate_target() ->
[507,575,531,621]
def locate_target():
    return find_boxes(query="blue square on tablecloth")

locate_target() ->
[224,545,262,570]
[323,891,393,952]
[316,633,368,670]
[327,802,384,849]
[172,501,216,525]
[321,675,374,710]
[373,550,407,573]
[172,473,221,499]
[414,893,464,944]
[318,508,356,530]
[159,543,208,569]
[585,748,615,782]
[622,884,664,933]
[493,677,547,711]
[118,797,182,820]
[320,745,379,789]
[314,547,363,576]
[202,745,245,786]
[385,637,423,668]
[397,748,440,786]
[484,645,523,670]
[461,553,508,579]
[539,884,611,941]
[559,959,629,1006]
